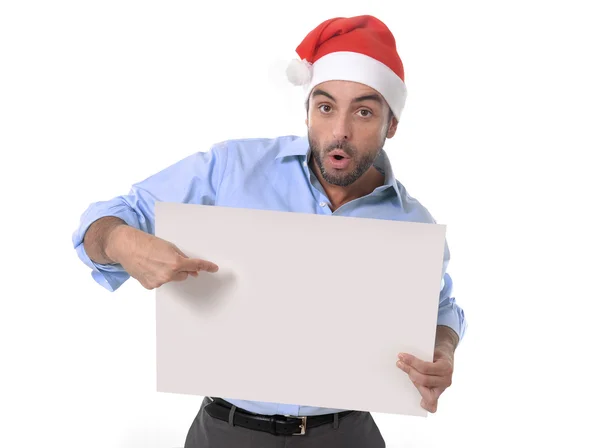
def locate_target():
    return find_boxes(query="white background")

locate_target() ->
[1,1,598,447]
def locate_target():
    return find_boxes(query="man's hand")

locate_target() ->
[396,326,459,413]
[396,349,453,413]
[106,224,219,290]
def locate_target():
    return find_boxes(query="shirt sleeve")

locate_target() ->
[72,142,229,292]
[436,238,467,342]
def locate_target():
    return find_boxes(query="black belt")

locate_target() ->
[204,397,354,436]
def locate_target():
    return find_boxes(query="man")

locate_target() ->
[72,15,466,447]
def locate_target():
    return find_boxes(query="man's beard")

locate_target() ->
[309,134,382,187]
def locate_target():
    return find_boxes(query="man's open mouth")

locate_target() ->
[327,150,351,169]
[328,149,350,159]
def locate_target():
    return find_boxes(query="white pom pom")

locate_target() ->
[286,58,312,86]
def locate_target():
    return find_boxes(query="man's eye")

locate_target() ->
[319,105,332,113]
[358,109,372,117]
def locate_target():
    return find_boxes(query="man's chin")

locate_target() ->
[322,171,356,187]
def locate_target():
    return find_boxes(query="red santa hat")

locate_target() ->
[287,15,407,120]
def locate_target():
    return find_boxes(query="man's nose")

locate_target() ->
[332,114,352,141]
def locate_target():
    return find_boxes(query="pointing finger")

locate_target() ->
[180,257,219,273]
[195,259,219,273]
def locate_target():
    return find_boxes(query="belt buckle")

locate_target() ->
[285,415,307,436]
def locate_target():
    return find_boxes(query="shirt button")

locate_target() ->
[319,202,327,207]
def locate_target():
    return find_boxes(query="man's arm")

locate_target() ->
[436,269,467,340]
[72,142,229,291]
[82,214,219,290]
[435,325,460,359]
[83,216,127,265]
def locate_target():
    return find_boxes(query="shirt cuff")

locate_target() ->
[72,204,143,292]
[74,242,130,292]
[437,298,467,342]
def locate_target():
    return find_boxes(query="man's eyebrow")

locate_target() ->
[311,89,335,101]
[351,94,383,105]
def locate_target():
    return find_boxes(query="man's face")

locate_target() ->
[306,80,398,187]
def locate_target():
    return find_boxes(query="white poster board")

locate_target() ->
[155,202,446,416]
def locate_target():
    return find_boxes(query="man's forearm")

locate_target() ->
[435,325,460,358]
[83,216,127,265]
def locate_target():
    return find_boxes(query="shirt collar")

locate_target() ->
[373,147,403,199]
[276,134,402,200]
[275,135,312,159]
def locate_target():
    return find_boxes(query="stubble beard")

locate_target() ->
[308,134,383,187]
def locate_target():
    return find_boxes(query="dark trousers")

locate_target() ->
[184,397,386,447]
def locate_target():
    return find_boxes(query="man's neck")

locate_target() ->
[309,156,385,211]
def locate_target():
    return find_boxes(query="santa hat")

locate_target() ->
[287,15,407,120]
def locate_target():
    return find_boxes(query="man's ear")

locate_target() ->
[386,116,399,138]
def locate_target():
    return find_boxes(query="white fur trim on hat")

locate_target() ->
[286,58,313,86]
[300,51,407,120]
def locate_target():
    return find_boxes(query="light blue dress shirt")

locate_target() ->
[72,134,466,416]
